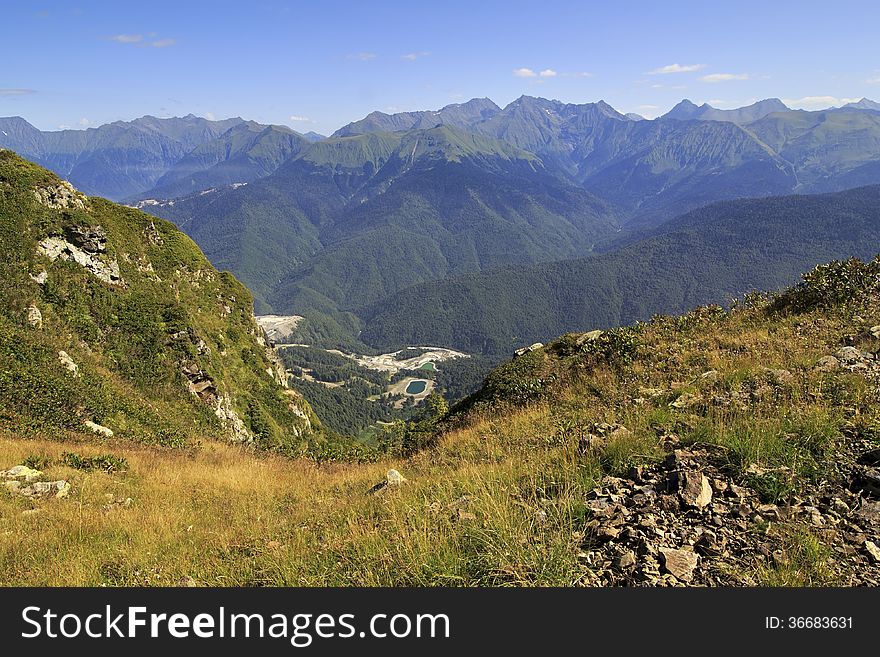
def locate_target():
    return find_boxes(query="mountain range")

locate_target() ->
[4,95,880,356]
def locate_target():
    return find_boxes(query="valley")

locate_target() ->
[2,90,880,591]
[267,336,481,438]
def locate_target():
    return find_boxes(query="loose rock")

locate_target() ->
[678,471,713,509]
[659,548,699,582]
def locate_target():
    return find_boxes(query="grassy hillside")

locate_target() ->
[0,150,352,456]
[2,256,878,586]
[361,185,880,354]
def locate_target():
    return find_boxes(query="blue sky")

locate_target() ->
[2,0,879,133]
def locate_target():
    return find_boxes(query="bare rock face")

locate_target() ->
[64,224,107,253]
[181,361,218,405]
[26,304,42,329]
[215,395,252,443]
[38,231,122,286]
[33,181,88,211]
[679,471,713,509]
[659,548,699,582]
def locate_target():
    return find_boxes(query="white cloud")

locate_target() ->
[783,95,861,110]
[348,52,377,61]
[632,104,661,118]
[204,112,216,121]
[107,34,175,48]
[513,68,537,77]
[0,88,35,96]
[648,63,706,75]
[701,73,749,82]
[401,51,431,61]
[108,34,143,43]
[78,118,92,127]
[539,69,557,78]
[289,115,314,123]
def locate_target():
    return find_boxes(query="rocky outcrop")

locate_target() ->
[514,342,544,357]
[214,395,252,443]
[57,350,80,377]
[84,420,114,438]
[181,361,218,405]
[37,225,122,285]
[26,304,42,329]
[1,465,43,482]
[2,465,69,499]
[33,181,88,211]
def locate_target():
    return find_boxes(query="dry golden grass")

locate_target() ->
[0,403,588,586]
[2,291,878,587]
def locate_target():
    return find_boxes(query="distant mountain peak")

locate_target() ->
[663,97,789,123]
[843,98,880,111]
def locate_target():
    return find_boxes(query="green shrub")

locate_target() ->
[61,452,129,473]
[771,257,880,314]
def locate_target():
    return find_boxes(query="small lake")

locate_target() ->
[405,380,428,395]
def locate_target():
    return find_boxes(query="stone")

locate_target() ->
[386,469,406,486]
[1,465,44,482]
[32,181,87,211]
[670,392,701,409]
[579,423,632,454]
[870,325,880,339]
[836,346,860,361]
[26,304,42,329]
[57,350,80,377]
[659,548,699,583]
[37,235,122,286]
[658,495,681,513]
[576,330,604,346]
[679,471,713,509]
[64,225,107,253]
[84,420,114,438]
[613,551,636,569]
[214,395,252,442]
[815,356,839,371]
[695,531,725,557]
[29,270,48,285]
[514,342,543,357]
[761,367,793,383]
[17,480,70,498]
[597,526,621,541]
[701,369,720,382]
[865,540,880,564]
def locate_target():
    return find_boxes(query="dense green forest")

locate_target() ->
[360,185,880,354]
